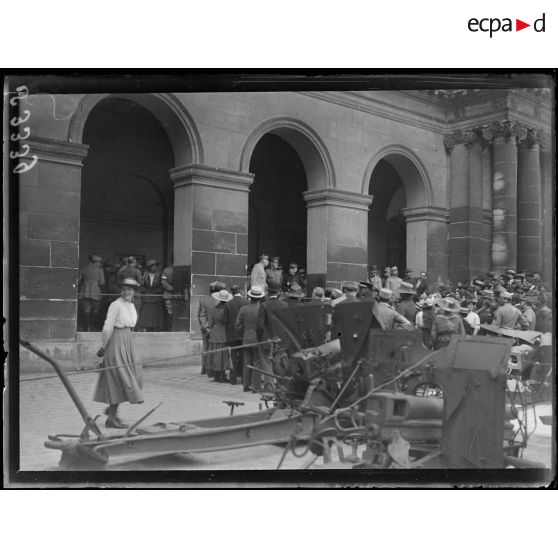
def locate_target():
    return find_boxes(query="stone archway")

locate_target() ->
[71,93,204,332]
[240,118,336,291]
[364,146,448,283]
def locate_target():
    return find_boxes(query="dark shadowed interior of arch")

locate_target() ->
[80,97,175,271]
[248,133,308,271]
[368,159,407,271]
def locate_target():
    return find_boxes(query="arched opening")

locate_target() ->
[366,149,430,276]
[368,160,407,270]
[248,133,308,269]
[79,96,175,329]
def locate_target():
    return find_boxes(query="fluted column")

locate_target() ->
[481,120,526,273]
[517,129,542,273]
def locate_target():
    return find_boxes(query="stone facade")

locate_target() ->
[15,88,553,370]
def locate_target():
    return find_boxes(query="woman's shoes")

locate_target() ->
[105,417,129,429]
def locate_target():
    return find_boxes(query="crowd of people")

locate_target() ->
[78,254,179,333]
[195,256,552,392]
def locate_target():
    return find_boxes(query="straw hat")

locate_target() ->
[119,278,140,289]
[212,289,233,302]
[331,288,343,299]
[146,259,159,267]
[90,254,103,263]
[500,291,513,300]
[247,285,265,299]
[437,297,461,313]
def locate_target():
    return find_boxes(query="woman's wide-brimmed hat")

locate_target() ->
[146,259,159,267]
[212,289,233,302]
[437,297,461,313]
[119,278,140,289]
[247,285,265,299]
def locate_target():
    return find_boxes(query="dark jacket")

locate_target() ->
[225,295,247,342]
[198,294,217,334]
[235,301,261,345]
[141,271,163,304]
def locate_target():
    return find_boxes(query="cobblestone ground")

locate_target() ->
[18,357,311,471]
[17,358,553,471]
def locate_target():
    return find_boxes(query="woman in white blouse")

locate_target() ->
[93,277,144,428]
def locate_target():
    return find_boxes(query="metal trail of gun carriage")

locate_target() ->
[23,298,552,470]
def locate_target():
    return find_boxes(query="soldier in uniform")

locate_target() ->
[78,254,105,332]
[367,265,383,292]
[492,291,521,329]
[265,257,283,294]
[385,266,403,295]
[250,253,269,290]
[373,288,412,330]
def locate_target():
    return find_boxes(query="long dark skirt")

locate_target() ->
[138,301,164,330]
[93,328,144,404]
[206,341,230,372]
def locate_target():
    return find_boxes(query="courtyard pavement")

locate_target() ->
[15,356,554,472]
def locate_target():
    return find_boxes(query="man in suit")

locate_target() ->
[236,285,265,391]
[198,281,219,376]
[414,271,429,298]
[138,259,165,331]
[225,284,247,385]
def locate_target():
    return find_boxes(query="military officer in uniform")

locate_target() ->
[373,288,412,330]
[78,254,105,332]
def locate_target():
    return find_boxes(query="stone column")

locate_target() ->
[517,128,542,273]
[539,132,552,282]
[303,189,372,290]
[444,129,484,283]
[402,206,449,286]
[481,142,493,272]
[170,164,253,336]
[19,137,88,369]
[481,120,526,274]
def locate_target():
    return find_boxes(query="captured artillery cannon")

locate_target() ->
[24,298,547,469]
[265,300,547,468]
